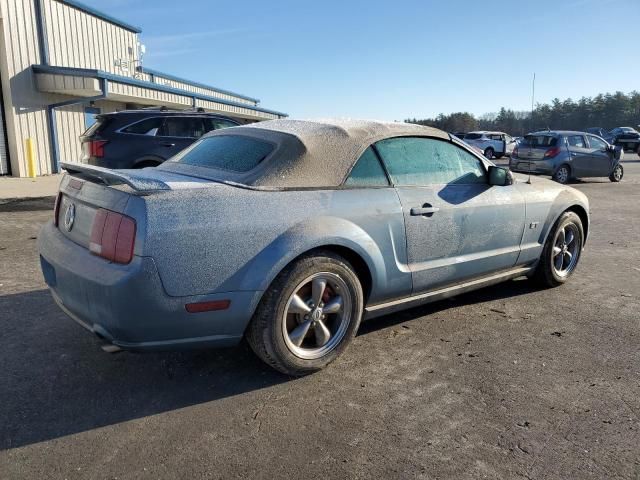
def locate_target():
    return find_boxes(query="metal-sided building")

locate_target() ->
[0,0,286,177]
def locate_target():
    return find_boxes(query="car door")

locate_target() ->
[375,137,526,294]
[504,134,516,155]
[565,134,591,176]
[154,117,207,159]
[585,134,614,176]
[117,116,166,162]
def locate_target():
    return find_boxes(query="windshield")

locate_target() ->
[170,135,274,173]
[522,135,558,147]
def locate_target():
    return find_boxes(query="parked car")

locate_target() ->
[79,107,240,169]
[510,130,623,183]
[39,119,590,375]
[450,132,484,156]
[585,127,607,138]
[463,131,517,159]
[603,127,640,153]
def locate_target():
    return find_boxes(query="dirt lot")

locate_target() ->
[1,157,639,479]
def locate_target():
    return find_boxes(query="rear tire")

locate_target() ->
[609,164,623,182]
[553,165,570,184]
[533,211,584,288]
[246,251,363,376]
[484,147,494,159]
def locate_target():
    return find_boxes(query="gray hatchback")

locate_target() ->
[509,131,623,184]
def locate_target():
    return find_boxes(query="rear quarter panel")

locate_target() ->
[140,185,411,305]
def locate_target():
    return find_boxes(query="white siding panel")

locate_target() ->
[43,0,138,74]
[0,0,52,176]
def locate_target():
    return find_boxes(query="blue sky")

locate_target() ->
[83,0,640,120]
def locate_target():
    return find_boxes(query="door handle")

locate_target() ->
[410,203,440,217]
[161,142,176,147]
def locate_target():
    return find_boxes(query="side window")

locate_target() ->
[567,135,586,148]
[344,147,389,187]
[159,117,206,138]
[375,137,487,186]
[587,135,607,150]
[121,117,164,136]
[204,118,239,132]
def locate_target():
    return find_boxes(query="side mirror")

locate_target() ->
[488,166,514,186]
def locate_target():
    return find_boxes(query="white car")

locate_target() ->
[463,131,517,159]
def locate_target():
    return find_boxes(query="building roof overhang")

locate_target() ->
[32,65,287,120]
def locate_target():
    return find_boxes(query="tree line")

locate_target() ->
[405,91,640,135]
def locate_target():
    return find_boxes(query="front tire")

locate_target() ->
[246,251,363,376]
[533,211,584,288]
[609,164,624,182]
[553,165,571,184]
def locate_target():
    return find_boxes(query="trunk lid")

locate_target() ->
[56,163,213,252]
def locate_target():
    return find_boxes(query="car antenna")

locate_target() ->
[527,72,535,184]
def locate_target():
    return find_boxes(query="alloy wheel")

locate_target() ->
[282,272,352,360]
[613,165,623,181]
[556,166,569,183]
[551,223,580,277]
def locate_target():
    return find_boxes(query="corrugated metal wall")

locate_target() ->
[0,0,281,177]
[0,0,140,176]
[0,0,51,176]
[42,0,138,74]
[149,73,258,106]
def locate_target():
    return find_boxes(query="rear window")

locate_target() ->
[82,116,112,137]
[522,135,558,147]
[464,133,482,140]
[172,135,274,173]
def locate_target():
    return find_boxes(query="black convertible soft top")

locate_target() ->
[159,119,450,189]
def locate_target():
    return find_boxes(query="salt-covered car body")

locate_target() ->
[38,119,589,362]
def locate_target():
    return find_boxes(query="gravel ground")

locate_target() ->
[1,157,639,479]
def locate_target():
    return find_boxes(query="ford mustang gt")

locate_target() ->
[39,119,589,375]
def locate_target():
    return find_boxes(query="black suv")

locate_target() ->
[80,108,240,169]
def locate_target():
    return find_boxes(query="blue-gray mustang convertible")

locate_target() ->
[38,119,589,375]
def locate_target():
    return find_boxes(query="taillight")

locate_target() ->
[544,147,561,158]
[53,192,62,226]
[89,208,136,264]
[88,140,108,158]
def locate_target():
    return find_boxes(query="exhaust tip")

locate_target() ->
[101,344,122,353]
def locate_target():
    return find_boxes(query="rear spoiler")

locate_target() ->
[61,162,171,193]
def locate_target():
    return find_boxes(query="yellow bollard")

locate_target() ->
[25,138,37,178]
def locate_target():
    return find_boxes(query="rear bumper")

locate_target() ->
[38,221,262,351]
[509,158,555,175]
